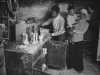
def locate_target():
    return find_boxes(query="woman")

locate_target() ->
[67,9,89,73]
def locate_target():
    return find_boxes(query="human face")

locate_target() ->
[69,9,75,16]
[81,13,87,20]
[76,14,81,19]
[52,11,58,18]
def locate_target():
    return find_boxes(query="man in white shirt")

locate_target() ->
[42,4,66,41]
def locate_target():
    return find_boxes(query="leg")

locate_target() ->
[74,41,84,72]
[66,42,75,69]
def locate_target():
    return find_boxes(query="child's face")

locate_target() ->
[69,9,75,16]
[76,14,81,20]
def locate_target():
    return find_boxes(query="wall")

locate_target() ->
[97,22,100,61]
[15,1,55,23]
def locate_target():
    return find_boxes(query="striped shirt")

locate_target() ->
[52,14,65,36]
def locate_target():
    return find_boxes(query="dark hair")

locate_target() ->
[51,4,59,13]
[68,5,75,11]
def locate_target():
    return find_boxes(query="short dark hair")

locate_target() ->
[51,4,59,13]
[68,5,75,11]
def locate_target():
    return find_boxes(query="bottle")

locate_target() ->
[39,33,44,42]
[23,34,29,45]
[30,32,34,44]
[22,33,25,44]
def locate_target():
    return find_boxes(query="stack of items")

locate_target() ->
[22,32,43,45]
[22,28,49,46]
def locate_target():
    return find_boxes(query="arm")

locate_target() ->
[67,15,73,27]
[42,19,52,26]
[73,23,89,35]
[52,17,65,36]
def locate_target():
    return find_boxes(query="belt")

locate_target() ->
[53,30,65,34]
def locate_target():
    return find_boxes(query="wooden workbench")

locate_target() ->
[4,36,51,75]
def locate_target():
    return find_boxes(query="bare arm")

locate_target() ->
[67,16,73,27]
[42,19,52,26]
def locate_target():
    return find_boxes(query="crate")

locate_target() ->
[46,40,68,69]
[4,48,49,75]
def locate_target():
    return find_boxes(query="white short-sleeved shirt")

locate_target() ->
[67,14,77,27]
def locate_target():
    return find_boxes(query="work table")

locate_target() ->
[4,35,51,54]
[4,35,51,75]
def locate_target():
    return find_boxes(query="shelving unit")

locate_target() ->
[0,0,18,41]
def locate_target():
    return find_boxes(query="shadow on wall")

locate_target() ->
[15,1,55,23]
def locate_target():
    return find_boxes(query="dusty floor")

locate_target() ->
[0,53,100,75]
[45,53,100,75]
[0,60,6,75]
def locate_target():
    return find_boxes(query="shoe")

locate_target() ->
[67,67,72,70]
[77,70,83,73]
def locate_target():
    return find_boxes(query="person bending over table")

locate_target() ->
[42,4,66,42]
